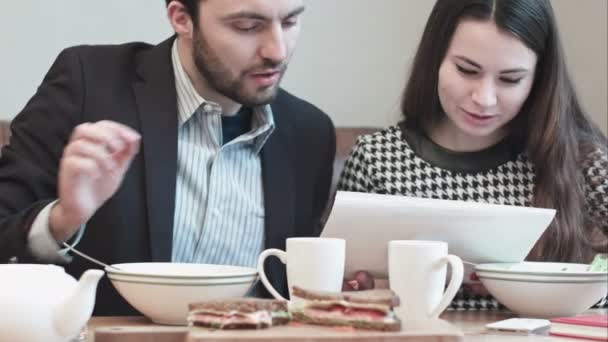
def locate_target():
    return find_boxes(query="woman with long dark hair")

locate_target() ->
[339,0,607,308]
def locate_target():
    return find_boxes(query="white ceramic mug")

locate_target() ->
[389,240,463,321]
[257,237,345,302]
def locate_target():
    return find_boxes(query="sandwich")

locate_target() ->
[290,286,402,332]
[188,298,291,330]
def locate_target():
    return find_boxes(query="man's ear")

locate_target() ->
[167,1,194,39]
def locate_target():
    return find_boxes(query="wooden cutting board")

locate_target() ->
[95,319,463,342]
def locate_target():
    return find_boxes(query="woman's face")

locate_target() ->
[437,19,538,149]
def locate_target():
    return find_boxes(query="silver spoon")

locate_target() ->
[62,242,123,271]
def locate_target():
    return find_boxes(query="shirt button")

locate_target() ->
[202,103,213,113]
[213,208,221,217]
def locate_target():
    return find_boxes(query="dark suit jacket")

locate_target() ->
[0,37,335,315]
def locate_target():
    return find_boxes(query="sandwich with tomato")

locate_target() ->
[290,286,401,332]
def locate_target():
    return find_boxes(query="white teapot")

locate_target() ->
[0,264,104,342]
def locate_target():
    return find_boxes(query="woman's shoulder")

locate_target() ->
[354,125,412,151]
[580,145,608,187]
[581,145,608,169]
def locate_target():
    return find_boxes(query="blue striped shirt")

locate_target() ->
[170,40,274,267]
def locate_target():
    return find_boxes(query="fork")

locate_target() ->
[62,242,123,271]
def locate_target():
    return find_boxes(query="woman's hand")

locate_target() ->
[342,270,375,291]
[463,272,491,296]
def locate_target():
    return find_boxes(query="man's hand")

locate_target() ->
[49,121,141,241]
[342,270,375,291]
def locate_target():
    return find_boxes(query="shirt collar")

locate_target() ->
[250,105,275,153]
[171,39,275,151]
[172,40,207,126]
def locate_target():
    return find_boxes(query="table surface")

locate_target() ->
[87,309,606,342]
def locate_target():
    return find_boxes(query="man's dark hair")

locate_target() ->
[165,0,199,23]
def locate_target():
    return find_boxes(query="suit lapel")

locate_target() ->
[132,37,178,261]
[131,37,296,260]
[261,113,295,250]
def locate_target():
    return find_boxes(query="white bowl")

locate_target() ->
[106,263,258,325]
[476,262,608,318]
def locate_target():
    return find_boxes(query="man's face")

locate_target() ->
[192,0,304,107]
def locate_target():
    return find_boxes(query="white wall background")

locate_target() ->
[552,0,607,133]
[1,0,606,133]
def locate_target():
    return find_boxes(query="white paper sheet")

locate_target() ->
[321,191,555,279]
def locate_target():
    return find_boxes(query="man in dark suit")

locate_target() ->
[0,0,335,315]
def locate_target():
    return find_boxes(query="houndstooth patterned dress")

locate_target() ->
[338,124,608,311]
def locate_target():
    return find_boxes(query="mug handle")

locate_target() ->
[429,254,464,318]
[257,249,288,301]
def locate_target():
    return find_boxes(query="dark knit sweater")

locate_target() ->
[338,124,608,311]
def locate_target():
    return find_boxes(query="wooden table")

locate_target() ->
[87,310,606,342]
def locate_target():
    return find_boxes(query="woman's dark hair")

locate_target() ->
[400,0,607,262]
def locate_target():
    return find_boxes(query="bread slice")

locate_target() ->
[191,320,271,330]
[189,297,288,313]
[291,286,402,332]
[292,311,402,332]
[292,286,400,307]
[188,298,290,329]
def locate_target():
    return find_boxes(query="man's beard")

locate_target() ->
[192,28,286,108]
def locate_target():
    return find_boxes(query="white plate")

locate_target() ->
[108,278,256,325]
[107,273,257,285]
[322,191,556,278]
[477,273,606,283]
[105,262,257,279]
[475,262,607,277]
[105,263,259,325]
[479,276,607,317]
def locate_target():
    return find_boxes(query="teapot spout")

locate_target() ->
[53,269,104,339]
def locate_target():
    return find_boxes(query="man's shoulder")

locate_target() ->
[61,41,154,63]
[56,39,171,78]
[270,89,334,148]
[49,38,175,90]
[273,88,328,120]
[272,88,333,131]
